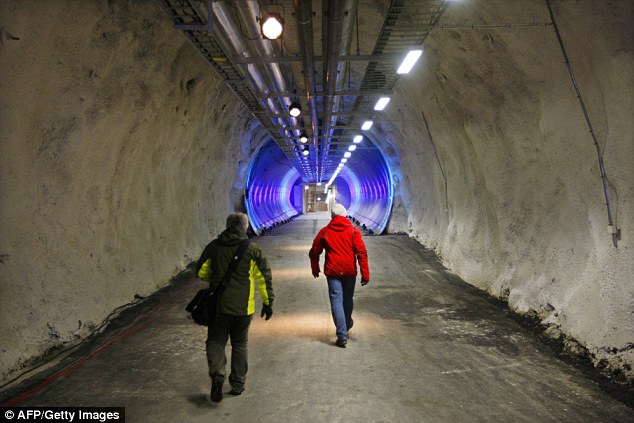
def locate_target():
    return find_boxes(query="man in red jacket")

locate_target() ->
[309,204,370,348]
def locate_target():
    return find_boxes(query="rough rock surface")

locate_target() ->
[0,0,264,381]
[383,0,633,381]
[0,0,632,384]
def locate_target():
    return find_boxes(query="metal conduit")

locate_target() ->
[546,0,619,247]
[321,0,358,183]
[214,1,300,140]
[327,0,359,183]
[235,2,301,137]
[293,0,320,183]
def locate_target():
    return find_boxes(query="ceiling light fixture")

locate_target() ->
[289,102,301,117]
[344,152,352,158]
[348,145,357,151]
[353,135,363,143]
[260,13,284,40]
[397,49,423,74]
[341,158,348,163]
[374,97,390,111]
[302,150,309,156]
[361,121,373,130]
[299,131,308,143]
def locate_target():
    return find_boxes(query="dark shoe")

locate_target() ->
[347,319,354,332]
[227,389,243,396]
[335,338,347,348]
[210,376,224,403]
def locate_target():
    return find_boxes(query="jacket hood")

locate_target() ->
[217,225,248,245]
[327,215,353,232]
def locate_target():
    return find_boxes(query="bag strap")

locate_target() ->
[217,239,250,291]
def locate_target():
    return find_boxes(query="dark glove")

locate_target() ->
[261,304,273,320]
[361,279,369,286]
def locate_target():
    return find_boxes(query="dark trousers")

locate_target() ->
[206,313,253,392]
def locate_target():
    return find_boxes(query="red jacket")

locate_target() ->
[309,216,370,281]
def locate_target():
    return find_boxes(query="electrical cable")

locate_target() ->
[1,280,199,407]
[545,0,618,247]
[421,108,449,215]
[224,0,261,41]
[0,297,145,392]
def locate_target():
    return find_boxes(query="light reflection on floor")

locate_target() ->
[250,311,393,341]
[271,267,312,279]
[274,245,313,252]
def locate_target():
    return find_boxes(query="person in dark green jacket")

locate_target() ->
[195,212,274,403]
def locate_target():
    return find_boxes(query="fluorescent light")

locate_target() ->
[361,121,373,130]
[374,97,390,111]
[341,158,348,163]
[344,152,352,158]
[302,150,309,156]
[353,135,363,143]
[348,145,357,151]
[397,49,423,74]
[316,182,322,186]
[299,131,308,143]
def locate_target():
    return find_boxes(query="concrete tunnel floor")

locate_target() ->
[2,213,632,422]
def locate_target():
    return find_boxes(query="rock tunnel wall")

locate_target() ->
[383,0,633,380]
[0,0,632,384]
[0,0,265,382]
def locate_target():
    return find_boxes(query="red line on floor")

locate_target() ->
[2,282,202,407]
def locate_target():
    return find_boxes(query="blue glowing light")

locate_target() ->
[245,132,394,235]
[245,140,301,233]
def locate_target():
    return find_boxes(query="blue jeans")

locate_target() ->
[327,277,356,340]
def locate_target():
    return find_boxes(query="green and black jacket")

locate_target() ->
[195,226,273,316]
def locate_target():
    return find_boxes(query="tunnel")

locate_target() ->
[0,0,633,415]
[246,134,393,235]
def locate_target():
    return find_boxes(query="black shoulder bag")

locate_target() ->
[186,239,250,326]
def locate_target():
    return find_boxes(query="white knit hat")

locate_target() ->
[331,204,347,217]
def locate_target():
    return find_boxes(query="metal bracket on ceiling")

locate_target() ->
[174,0,213,34]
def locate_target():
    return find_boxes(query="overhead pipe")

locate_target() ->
[293,0,319,182]
[320,0,359,182]
[234,1,302,140]
[320,0,345,182]
[213,1,300,139]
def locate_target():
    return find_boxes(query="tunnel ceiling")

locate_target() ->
[156,0,448,184]
[1,0,632,386]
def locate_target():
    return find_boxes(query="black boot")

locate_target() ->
[210,375,224,403]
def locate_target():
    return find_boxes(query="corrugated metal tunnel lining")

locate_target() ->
[245,140,301,233]
[246,134,394,235]
[156,0,436,235]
